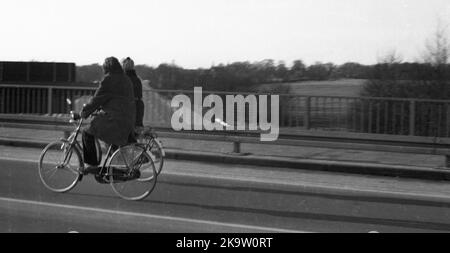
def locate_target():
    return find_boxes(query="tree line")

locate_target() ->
[76,21,450,95]
[76,60,450,92]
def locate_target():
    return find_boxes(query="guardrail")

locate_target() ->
[1,113,450,168]
[0,84,95,114]
[2,83,450,167]
[2,83,450,138]
[145,89,450,138]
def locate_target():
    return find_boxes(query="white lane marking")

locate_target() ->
[2,156,450,203]
[0,156,312,187]
[1,157,40,163]
[0,197,310,233]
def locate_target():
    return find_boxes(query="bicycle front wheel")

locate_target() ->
[108,145,157,201]
[38,140,82,193]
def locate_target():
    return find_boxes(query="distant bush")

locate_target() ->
[356,63,450,137]
[76,64,103,83]
[361,62,450,99]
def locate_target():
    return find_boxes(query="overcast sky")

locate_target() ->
[1,0,449,68]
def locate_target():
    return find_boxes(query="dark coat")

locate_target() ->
[82,72,136,146]
[125,70,144,127]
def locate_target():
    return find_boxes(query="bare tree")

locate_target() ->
[377,49,403,64]
[422,20,450,66]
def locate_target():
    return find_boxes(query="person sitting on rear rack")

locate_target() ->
[122,57,144,128]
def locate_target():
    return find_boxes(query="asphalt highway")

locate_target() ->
[1,146,450,233]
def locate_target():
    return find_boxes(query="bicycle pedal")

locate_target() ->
[94,174,110,184]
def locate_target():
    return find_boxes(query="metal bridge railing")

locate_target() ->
[141,89,450,138]
[2,113,450,168]
[278,95,450,137]
[1,83,450,138]
[0,84,95,114]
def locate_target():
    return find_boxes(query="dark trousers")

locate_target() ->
[136,100,144,127]
[82,131,100,166]
[82,130,137,166]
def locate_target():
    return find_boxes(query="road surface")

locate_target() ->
[1,145,450,233]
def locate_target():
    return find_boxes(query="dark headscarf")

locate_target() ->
[102,57,123,74]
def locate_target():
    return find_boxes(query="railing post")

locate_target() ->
[47,87,53,115]
[409,100,416,136]
[233,141,241,154]
[304,96,311,130]
[445,155,450,168]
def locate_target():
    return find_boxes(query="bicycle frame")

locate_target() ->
[133,134,157,161]
[61,113,160,183]
[62,116,113,176]
[60,117,84,167]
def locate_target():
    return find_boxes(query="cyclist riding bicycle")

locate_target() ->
[80,56,136,174]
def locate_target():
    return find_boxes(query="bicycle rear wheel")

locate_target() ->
[38,140,82,193]
[107,145,157,201]
[148,138,164,175]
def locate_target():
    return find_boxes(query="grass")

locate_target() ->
[142,79,369,130]
[255,79,369,130]
[256,79,367,97]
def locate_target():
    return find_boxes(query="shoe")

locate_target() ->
[94,173,109,184]
[80,165,100,175]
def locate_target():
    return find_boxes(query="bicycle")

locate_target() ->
[38,110,158,201]
[134,126,165,176]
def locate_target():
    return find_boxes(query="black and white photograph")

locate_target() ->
[1,0,450,236]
